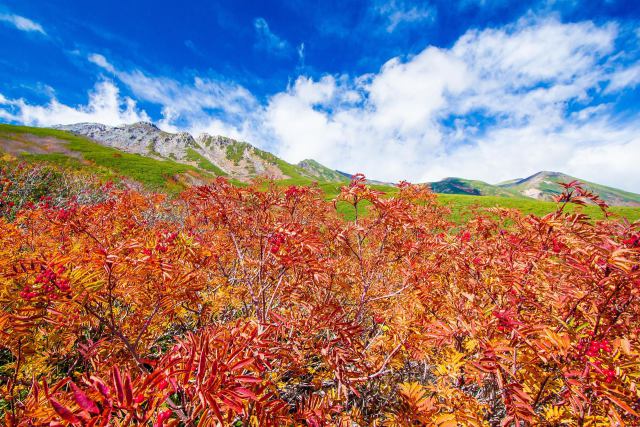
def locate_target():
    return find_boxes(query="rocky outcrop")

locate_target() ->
[56,122,197,160]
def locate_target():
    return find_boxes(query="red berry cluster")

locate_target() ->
[155,409,172,426]
[20,264,69,300]
[39,195,54,209]
[268,232,286,254]
[576,337,612,357]
[551,237,564,253]
[55,206,76,221]
[459,231,471,243]
[600,367,616,383]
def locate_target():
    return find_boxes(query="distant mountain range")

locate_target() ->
[1,121,638,206]
[428,172,640,207]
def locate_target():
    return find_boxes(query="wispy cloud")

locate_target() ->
[0,12,46,35]
[184,39,208,60]
[87,53,262,139]
[253,17,291,56]
[374,0,436,32]
[88,53,116,73]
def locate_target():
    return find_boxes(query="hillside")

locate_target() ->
[427,177,523,198]
[427,173,640,207]
[498,171,640,206]
[56,122,345,183]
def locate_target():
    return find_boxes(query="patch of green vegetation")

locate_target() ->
[252,147,309,180]
[437,193,640,224]
[501,172,640,206]
[3,124,639,224]
[0,124,208,190]
[146,141,162,157]
[226,141,248,164]
[185,148,227,176]
[298,159,349,182]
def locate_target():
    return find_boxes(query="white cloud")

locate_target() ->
[254,17,291,56]
[88,53,116,73]
[605,62,640,93]
[0,12,46,35]
[262,17,640,192]
[375,0,436,32]
[0,80,149,126]
[85,53,268,143]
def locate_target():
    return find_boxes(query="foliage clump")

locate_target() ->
[1,170,639,426]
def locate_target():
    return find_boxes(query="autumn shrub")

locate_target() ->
[0,172,639,426]
[0,158,120,220]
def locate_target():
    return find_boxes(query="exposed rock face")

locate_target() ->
[56,122,197,160]
[196,134,287,181]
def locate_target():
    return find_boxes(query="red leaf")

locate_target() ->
[71,382,100,414]
[124,374,133,406]
[232,386,257,400]
[50,397,80,424]
[112,366,124,404]
[229,357,254,372]
[236,375,262,384]
[219,393,244,413]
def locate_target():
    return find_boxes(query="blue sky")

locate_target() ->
[1,0,639,190]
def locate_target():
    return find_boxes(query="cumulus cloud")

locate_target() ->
[0,80,149,126]
[263,17,640,191]
[0,12,46,35]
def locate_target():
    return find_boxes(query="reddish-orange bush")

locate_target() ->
[1,168,639,426]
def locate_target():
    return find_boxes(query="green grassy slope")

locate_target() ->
[437,193,640,223]
[297,159,349,182]
[501,171,640,206]
[0,124,210,190]
[428,177,524,198]
[185,147,228,176]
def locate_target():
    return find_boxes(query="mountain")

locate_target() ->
[428,173,640,207]
[55,122,345,183]
[428,177,524,198]
[498,171,640,207]
[297,159,348,182]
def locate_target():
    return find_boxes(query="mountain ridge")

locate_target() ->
[427,171,640,207]
[55,122,347,183]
